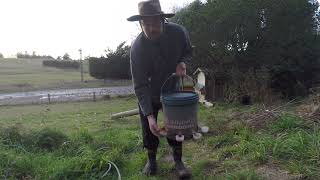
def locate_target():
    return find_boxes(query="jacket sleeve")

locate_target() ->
[178,26,193,64]
[130,45,153,117]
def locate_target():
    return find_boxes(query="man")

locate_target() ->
[127,0,192,178]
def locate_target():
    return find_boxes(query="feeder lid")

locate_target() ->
[161,91,199,106]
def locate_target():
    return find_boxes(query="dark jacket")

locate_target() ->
[130,22,192,116]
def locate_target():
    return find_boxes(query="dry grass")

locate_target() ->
[296,92,320,123]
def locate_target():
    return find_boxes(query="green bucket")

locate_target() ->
[161,74,199,140]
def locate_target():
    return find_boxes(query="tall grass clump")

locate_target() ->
[34,128,69,151]
[269,114,305,133]
[230,114,320,178]
[0,126,141,179]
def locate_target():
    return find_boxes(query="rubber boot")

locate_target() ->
[143,149,157,176]
[173,146,192,179]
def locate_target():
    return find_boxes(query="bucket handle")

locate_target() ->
[160,73,195,95]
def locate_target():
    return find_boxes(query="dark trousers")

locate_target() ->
[139,102,182,150]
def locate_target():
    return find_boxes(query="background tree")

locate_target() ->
[89,42,131,80]
[171,0,320,99]
[62,53,71,60]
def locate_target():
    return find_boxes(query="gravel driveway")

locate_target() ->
[0,86,134,106]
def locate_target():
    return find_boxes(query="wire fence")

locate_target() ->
[0,86,134,106]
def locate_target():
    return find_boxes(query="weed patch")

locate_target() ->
[34,128,69,151]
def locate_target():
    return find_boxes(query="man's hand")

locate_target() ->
[176,62,186,76]
[147,115,160,137]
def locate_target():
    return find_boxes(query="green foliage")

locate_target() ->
[269,114,304,133]
[89,42,131,80]
[272,131,312,160]
[172,0,320,99]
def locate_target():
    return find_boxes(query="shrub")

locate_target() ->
[42,60,80,69]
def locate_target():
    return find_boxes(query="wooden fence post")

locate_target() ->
[48,94,51,104]
[93,92,96,101]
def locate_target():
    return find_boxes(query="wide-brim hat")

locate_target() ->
[127,0,175,22]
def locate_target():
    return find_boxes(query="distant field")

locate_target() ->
[0,58,131,93]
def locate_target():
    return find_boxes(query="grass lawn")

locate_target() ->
[0,58,131,93]
[0,97,319,179]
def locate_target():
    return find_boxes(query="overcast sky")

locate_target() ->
[0,0,319,59]
[0,0,194,59]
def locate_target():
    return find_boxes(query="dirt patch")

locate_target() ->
[161,152,188,164]
[162,153,175,163]
[256,164,302,180]
[296,93,320,123]
[219,109,278,130]
[202,160,227,177]
[240,110,279,129]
